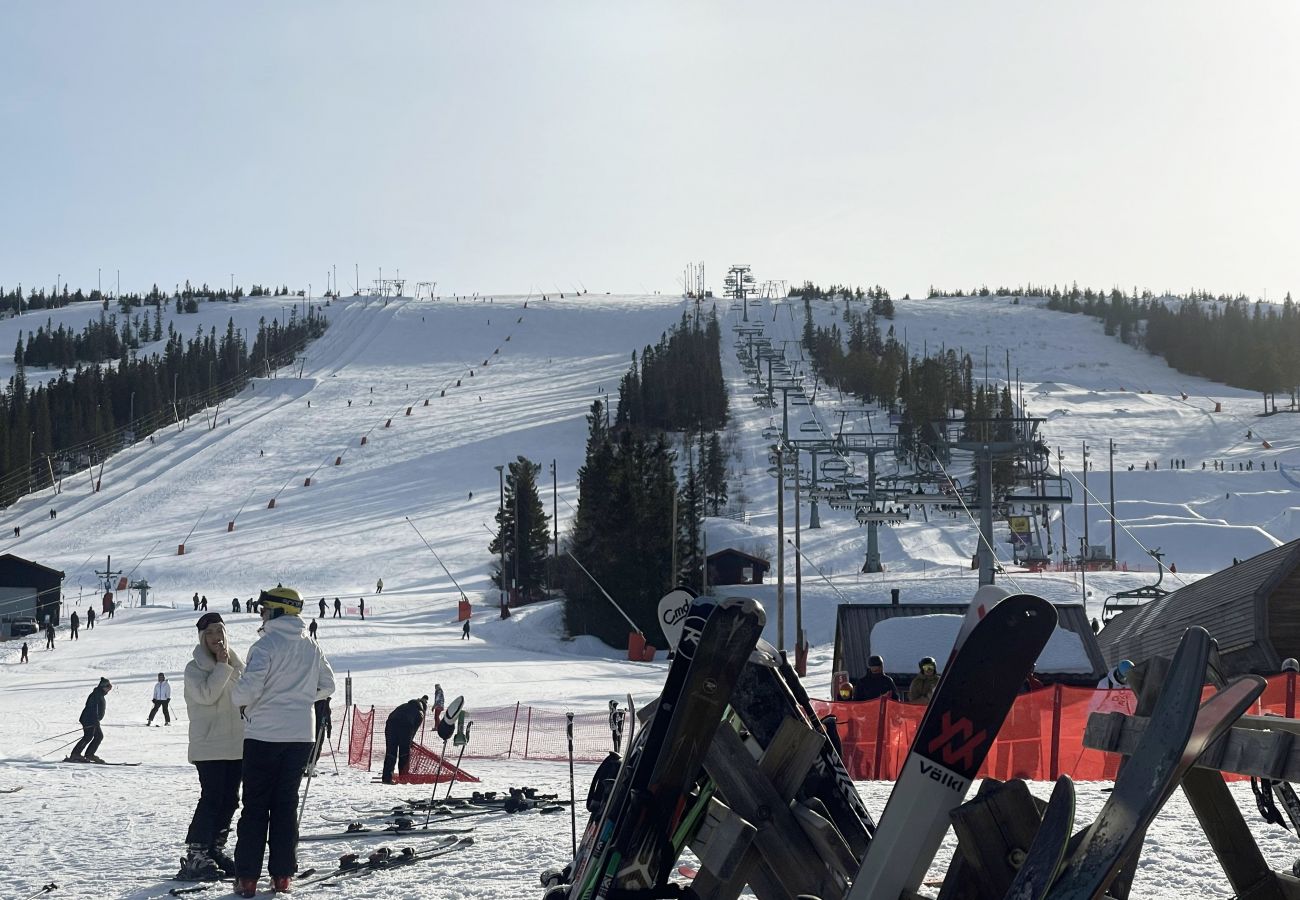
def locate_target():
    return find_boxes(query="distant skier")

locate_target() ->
[358,597,365,620]
[86,607,95,630]
[70,610,80,640]
[332,597,341,618]
[851,656,896,701]
[462,619,471,640]
[194,592,200,611]
[148,672,173,725]
[69,677,113,762]
[231,586,335,897]
[381,696,427,784]
[232,598,241,614]
[200,595,208,611]
[20,641,28,662]
[908,657,939,705]
[318,597,327,618]
[106,597,116,618]
[308,618,318,639]
[375,578,383,594]
[49,508,56,519]
[180,611,246,882]
[44,621,55,650]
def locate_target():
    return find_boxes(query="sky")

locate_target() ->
[1,1,1297,301]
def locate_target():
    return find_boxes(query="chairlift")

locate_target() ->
[761,426,781,440]
[1101,549,1171,623]
[821,458,850,478]
[1003,474,1073,505]
[798,420,821,434]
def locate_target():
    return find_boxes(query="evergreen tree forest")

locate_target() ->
[0,307,328,506]
[489,456,552,603]
[614,308,728,433]
[925,282,1300,407]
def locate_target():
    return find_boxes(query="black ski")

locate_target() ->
[63,757,140,766]
[299,823,473,842]
[1002,775,1075,900]
[590,595,765,898]
[292,834,472,890]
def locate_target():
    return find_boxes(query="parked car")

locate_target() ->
[8,617,38,638]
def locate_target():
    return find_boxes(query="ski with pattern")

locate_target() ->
[1002,775,1075,900]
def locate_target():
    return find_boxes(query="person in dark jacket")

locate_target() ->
[20,642,28,662]
[70,611,80,640]
[851,655,896,701]
[44,621,55,650]
[358,597,365,620]
[332,598,341,618]
[318,597,327,619]
[381,696,427,784]
[86,607,96,629]
[70,677,113,762]
[908,657,939,705]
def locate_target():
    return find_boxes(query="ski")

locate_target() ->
[299,823,474,842]
[0,786,23,793]
[63,757,140,766]
[591,595,765,898]
[1046,649,1265,899]
[292,834,472,890]
[1002,775,1075,900]
[848,593,1058,900]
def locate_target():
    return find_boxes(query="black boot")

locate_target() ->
[209,830,236,877]
[175,845,222,882]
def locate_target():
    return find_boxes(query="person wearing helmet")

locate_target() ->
[69,677,113,762]
[1098,659,1135,691]
[231,587,335,898]
[851,655,897,702]
[909,657,939,705]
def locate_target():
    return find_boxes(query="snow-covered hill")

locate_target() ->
[0,290,1296,898]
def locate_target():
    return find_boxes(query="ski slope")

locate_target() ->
[1,290,1297,898]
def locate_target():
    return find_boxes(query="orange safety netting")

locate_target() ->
[811,671,1297,781]
[398,741,480,784]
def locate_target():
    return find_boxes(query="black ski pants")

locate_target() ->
[72,724,103,758]
[186,759,243,847]
[381,723,415,782]
[148,699,171,724]
[234,739,312,880]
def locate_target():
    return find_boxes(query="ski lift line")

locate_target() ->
[563,550,644,638]
[404,517,469,603]
[1057,461,1193,591]
[125,539,162,579]
[180,503,213,550]
[784,537,851,605]
[918,444,1027,596]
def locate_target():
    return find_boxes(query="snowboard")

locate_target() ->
[847,593,1058,900]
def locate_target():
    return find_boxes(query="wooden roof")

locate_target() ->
[707,548,771,570]
[0,553,66,579]
[1097,538,1300,672]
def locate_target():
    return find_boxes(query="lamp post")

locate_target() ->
[495,465,506,618]
[28,431,35,493]
[129,391,135,436]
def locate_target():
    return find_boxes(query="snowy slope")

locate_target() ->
[0,290,1297,898]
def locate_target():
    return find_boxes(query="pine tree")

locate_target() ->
[677,459,704,590]
[489,456,551,602]
[703,432,728,514]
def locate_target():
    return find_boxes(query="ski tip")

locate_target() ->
[718,594,766,623]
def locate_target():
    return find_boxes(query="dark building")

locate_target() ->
[1098,538,1300,676]
[0,553,65,630]
[707,549,770,586]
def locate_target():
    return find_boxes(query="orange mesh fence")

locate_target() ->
[400,741,481,784]
[346,702,619,772]
[811,671,1296,782]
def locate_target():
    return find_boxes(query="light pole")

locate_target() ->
[129,391,135,436]
[495,465,506,618]
[28,431,35,493]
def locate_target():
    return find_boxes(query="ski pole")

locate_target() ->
[40,736,83,760]
[21,883,56,900]
[32,728,81,746]
[566,712,577,856]
[423,732,454,829]
[297,721,328,833]
[442,721,472,803]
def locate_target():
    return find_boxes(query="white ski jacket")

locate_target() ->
[233,615,335,744]
[153,680,172,702]
[184,643,246,762]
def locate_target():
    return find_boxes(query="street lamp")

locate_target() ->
[495,465,506,618]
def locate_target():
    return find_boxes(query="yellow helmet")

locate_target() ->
[259,586,304,617]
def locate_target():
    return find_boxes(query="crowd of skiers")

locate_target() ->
[17,604,103,661]
[835,654,1135,703]
[71,586,336,897]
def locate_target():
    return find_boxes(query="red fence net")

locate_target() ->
[811,671,1297,782]
[344,672,1297,782]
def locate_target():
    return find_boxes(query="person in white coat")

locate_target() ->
[148,672,173,725]
[231,587,335,898]
[179,612,246,882]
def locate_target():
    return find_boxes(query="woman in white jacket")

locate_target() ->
[178,612,245,882]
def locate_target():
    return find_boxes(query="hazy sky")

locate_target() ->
[2,2,1297,300]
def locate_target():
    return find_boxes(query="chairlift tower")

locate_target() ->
[725,265,757,322]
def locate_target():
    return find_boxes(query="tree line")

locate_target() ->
[0,308,328,506]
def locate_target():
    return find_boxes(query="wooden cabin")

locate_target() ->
[707,549,770,586]
[1097,538,1300,676]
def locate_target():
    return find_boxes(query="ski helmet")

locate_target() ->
[1115,659,1134,683]
[919,656,937,670]
[259,586,304,617]
[867,655,884,668]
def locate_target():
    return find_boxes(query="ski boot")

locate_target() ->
[175,846,222,882]
[85,754,106,764]
[209,830,236,877]
[234,876,258,898]
[271,875,292,893]
[66,753,85,763]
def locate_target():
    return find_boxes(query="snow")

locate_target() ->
[870,612,1093,674]
[0,290,1297,897]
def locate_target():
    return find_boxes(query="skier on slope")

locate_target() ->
[908,657,939,705]
[381,696,427,784]
[852,655,897,701]
[148,672,173,725]
[178,612,246,882]
[69,677,113,762]
[231,586,335,897]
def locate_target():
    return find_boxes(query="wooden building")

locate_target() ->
[706,549,770,586]
[832,600,1107,692]
[1097,538,1300,676]
[0,553,65,630]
